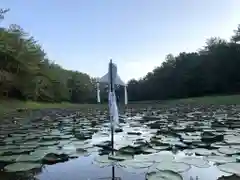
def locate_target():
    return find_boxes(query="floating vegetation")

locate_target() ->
[218,163,240,176]
[146,170,183,180]
[177,156,210,168]
[4,162,42,172]
[1,105,240,180]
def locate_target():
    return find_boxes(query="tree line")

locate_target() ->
[127,25,240,101]
[0,9,98,103]
[1,8,240,103]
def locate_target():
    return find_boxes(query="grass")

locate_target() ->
[129,94,240,106]
[0,99,106,117]
[163,94,240,105]
[1,94,240,117]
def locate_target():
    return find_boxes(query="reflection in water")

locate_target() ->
[98,165,120,180]
[37,155,144,180]
[112,165,115,180]
[0,153,234,180]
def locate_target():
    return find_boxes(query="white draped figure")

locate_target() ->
[96,60,128,128]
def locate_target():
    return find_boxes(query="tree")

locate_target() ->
[127,24,240,101]
[231,24,240,43]
[0,9,95,102]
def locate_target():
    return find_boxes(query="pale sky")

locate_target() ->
[1,0,240,82]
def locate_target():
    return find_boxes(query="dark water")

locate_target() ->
[37,155,144,180]
[0,152,231,180]
[37,157,231,180]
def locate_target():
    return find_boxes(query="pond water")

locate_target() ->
[1,105,240,180]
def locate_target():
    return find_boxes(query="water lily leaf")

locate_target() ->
[20,144,39,149]
[0,150,4,156]
[0,145,19,150]
[108,154,133,161]
[0,155,19,163]
[218,163,240,176]
[16,154,43,162]
[236,156,240,162]
[93,155,116,167]
[119,159,153,169]
[134,153,174,163]
[42,153,69,164]
[4,137,24,144]
[146,170,183,180]
[177,157,210,168]
[142,148,159,154]
[224,136,240,145]
[4,162,42,172]
[218,147,239,155]
[211,142,229,149]
[58,140,72,146]
[151,145,169,151]
[190,148,215,156]
[30,148,58,159]
[151,161,191,173]
[11,133,27,138]
[206,155,236,164]
[60,135,73,139]
[38,141,59,146]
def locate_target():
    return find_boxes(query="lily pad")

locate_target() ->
[30,148,58,159]
[38,141,59,146]
[20,144,39,149]
[142,148,159,154]
[151,145,169,151]
[4,162,42,172]
[108,154,131,161]
[42,153,69,164]
[16,154,43,162]
[146,170,183,180]
[218,163,240,176]
[134,153,174,163]
[0,155,19,163]
[177,157,210,168]
[192,148,215,156]
[151,161,191,173]
[4,148,34,155]
[218,147,239,155]
[119,159,153,169]
[206,155,237,164]
[93,155,116,167]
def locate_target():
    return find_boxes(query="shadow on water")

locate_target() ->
[36,155,144,180]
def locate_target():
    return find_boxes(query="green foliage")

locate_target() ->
[0,9,95,102]
[127,25,240,101]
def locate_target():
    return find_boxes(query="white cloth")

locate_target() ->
[124,85,128,105]
[97,83,100,103]
[108,91,119,127]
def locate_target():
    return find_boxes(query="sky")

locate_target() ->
[1,0,240,82]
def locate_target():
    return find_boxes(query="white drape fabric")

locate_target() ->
[97,82,100,103]
[124,85,128,105]
[108,91,119,127]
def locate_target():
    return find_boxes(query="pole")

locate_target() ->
[109,59,114,155]
[112,165,115,180]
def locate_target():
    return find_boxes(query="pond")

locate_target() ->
[0,105,240,180]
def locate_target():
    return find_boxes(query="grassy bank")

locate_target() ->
[164,94,240,105]
[129,94,240,106]
[0,99,106,117]
[1,94,240,116]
